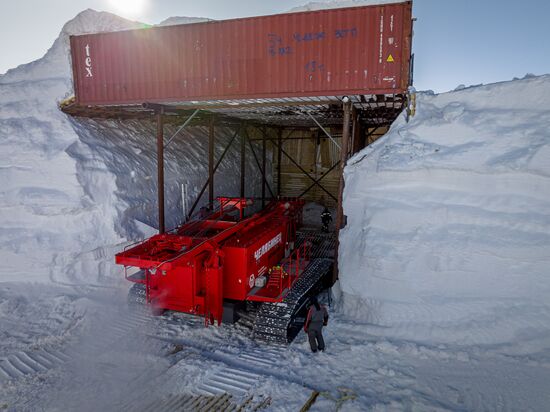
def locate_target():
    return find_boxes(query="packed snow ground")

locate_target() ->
[2,284,549,411]
[1,5,550,412]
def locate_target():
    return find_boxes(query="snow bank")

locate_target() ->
[0,10,136,284]
[0,10,142,84]
[339,75,550,347]
[0,10,264,286]
[289,0,407,13]
[158,16,211,26]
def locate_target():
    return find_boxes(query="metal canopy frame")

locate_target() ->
[186,123,243,220]
[61,92,405,282]
[61,93,404,128]
[257,126,338,203]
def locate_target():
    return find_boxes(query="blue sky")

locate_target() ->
[1,0,549,92]
[412,0,550,92]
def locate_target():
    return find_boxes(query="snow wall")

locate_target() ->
[0,10,266,285]
[339,75,550,346]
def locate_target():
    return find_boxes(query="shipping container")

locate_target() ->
[70,2,412,106]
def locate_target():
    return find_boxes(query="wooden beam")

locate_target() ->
[299,391,320,412]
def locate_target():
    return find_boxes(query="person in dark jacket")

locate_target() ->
[304,296,329,352]
[321,207,332,233]
[199,206,210,219]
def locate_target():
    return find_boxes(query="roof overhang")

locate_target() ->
[61,93,406,128]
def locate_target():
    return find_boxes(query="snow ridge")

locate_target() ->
[288,0,407,13]
[339,75,550,349]
[0,10,264,286]
[158,16,211,26]
[0,10,142,85]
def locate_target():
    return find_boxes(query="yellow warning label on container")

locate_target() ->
[387,54,395,63]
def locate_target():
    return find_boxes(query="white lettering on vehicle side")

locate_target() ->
[254,233,282,261]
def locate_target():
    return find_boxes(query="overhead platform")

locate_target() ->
[61,2,414,282]
[61,93,405,128]
[61,92,404,213]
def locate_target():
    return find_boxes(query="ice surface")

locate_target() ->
[339,75,550,348]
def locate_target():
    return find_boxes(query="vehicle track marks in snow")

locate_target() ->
[196,363,262,396]
[0,347,68,383]
[193,344,295,397]
[122,393,255,412]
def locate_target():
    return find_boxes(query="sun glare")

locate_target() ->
[108,0,147,18]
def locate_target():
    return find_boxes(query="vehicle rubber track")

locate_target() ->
[295,230,336,259]
[252,258,333,344]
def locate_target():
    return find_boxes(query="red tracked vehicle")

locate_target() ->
[115,197,334,343]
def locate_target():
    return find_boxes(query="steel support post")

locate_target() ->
[277,128,282,197]
[240,124,246,198]
[351,107,362,155]
[246,128,275,198]
[334,99,352,282]
[262,128,267,208]
[188,125,241,219]
[208,117,215,210]
[156,110,165,234]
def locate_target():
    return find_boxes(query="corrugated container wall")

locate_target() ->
[70,2,413,106]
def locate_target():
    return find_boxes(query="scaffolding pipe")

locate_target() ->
[208,117,215,210]
[156,110,165,234]
[181,183,188,223]
[307,111,341,150]
[246,128,275,198]
[240,124,246,198]
[164,109,200,149]
[187,125,242,219]
[277,128,282,196]
[262,127,266,209]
